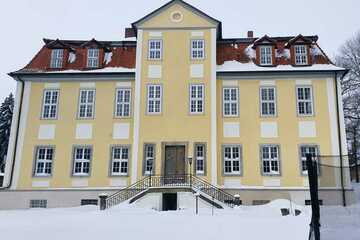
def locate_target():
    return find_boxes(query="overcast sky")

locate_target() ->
[1,0,359,102]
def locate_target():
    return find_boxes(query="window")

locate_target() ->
[294,45,308,65]
[296,86,313,116]
[34,147,54,177]
[81,199,98,206]
[111,146,129,176]
[191,39,205,60]
[260,46,272,65]
[299,145,319,175]
[30,199,47,208]
[195,144,206,175]
[78,89,96,118]
[147,85,162,114]
[261,145,280,175]
[223,145,241,175]
[87,49,100,68]
[115,89,131,117]
[144,144,155,175]
[50,49,64,68]
[148,40,162,60]
[260,87,276,117]
[190,84,204,114]
[41,90,59,119]
[252,200,270,205]
[223,88,239,117]
[305,199,323,206]
[73,146,92,176]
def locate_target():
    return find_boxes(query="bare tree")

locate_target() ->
[336,31,360,182]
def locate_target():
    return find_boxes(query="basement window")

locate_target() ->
[305,199,323,206]
[81,199,98,206]
[30,199,47,208]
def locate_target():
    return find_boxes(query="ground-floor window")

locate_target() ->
[194,144,206,175]
[34,146,54,177]
[223,145,242,175]
[111,146,129,176]
[299,145,319,175]
[261,145,280,175]
[72,146,92,176]
[144,144,155,175]
[30,199,47,208]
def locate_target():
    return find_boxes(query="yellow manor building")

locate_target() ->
[0,0,355,209]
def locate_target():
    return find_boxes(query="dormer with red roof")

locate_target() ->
[252,35,277,66]
[285,34,314,66]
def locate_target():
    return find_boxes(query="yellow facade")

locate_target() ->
[10,1,343,193]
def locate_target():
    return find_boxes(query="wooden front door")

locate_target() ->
[164,146,186,176]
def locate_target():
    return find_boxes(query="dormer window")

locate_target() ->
[50,49,64,68]
[294,45,308,65]
[87,48,100,68]
[260,46,272,65]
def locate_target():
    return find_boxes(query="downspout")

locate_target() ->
[334,71,346,206]
[0,76,24,189]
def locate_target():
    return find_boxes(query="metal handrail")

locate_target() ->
[104,174,236,209]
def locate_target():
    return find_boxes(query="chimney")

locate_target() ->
[125,28,136,38]
[247,31,254,38]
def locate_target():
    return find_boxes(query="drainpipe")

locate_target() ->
[334,71,346,206]
[0,76,24,190]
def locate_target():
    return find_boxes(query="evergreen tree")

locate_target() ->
[0,93,14,173]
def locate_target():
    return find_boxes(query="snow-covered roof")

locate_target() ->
[217,61,346,73]
[45,67,135,74]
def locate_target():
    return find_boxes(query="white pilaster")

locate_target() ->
[3,81,22,188]
[9,81,31,190]
[131,29,143,184]
[210,28,217,185]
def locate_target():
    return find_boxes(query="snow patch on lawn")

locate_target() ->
[0,199,310,240]
[321,183,360,240]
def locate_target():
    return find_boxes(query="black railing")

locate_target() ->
[103,174,236,209]
[105,176,150,209]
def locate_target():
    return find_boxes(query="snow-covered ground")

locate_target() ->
[321,183,360,240]
[0,185,358,240]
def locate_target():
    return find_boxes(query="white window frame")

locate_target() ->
[72,146,92,176]
[260,87,276,117]
[299,145,319,175]
[50,49,63,68]
[87,48,100,68]
[296,86,314,116]
[115,88,131,117]
[191,39,205,60]
[294,45,308,65]
[78,89,96,119]
[189,84,204,114]
[144,144,155,175]
[259,46,272,65]
[41,89,59,119]
[148,40,162,60]
[111,146,129,176]
[223,145,241,175]
[195,144,206,175]
[261,145,280,176]
[147,85,162,114]
[34,146,54,177]
[223,87,239,117]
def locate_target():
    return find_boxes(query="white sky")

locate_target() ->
[0,0,359,102]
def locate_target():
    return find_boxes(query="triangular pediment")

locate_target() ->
[132,0,222,38]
